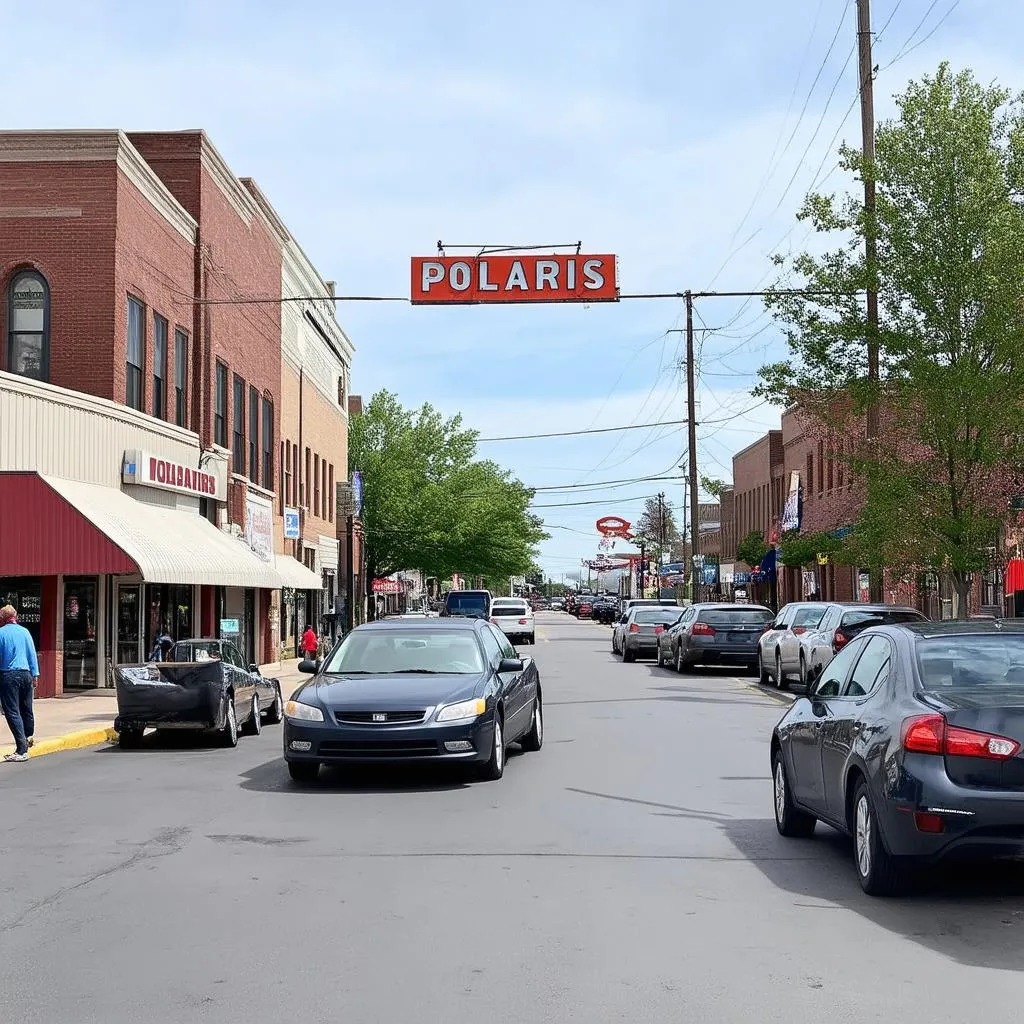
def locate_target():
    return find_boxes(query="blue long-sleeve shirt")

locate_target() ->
[0,623,40,676]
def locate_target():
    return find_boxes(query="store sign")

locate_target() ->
[220,618,240,634]
[123,450,225,501]
[351,471,364,515]
[283,507,301,540]
[373,579,402,594]
[410,254,619,304]
[246,495,274,563]
[595,515,633,539]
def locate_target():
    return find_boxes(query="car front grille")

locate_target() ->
[334,710,427,725]
[318,739,439,758]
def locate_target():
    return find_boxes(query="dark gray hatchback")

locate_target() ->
[657,603,773,673]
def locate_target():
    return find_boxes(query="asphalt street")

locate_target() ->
[2,612,1023,1023]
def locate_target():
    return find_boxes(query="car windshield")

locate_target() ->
[700,608,773,625]
[323,630,485,675]
[917,635,1024,693]
[841,609,924,635]
[633,608,681,624]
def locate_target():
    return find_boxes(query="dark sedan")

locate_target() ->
[771,620,1024,895]
[283,618,542,783]
[658,603,773,673]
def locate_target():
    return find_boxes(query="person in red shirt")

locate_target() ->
[301,625,318,662]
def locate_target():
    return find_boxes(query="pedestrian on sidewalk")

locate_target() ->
[301,624,319,667]
[0,604,39,763]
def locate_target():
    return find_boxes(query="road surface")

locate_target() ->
[1,612,1022,1022]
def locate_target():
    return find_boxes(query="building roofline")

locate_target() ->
[732,427,782,463]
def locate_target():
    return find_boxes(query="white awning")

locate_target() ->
[275,554,323,590]
[43,475,282,589]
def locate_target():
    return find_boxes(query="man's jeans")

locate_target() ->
[0,669,34,755]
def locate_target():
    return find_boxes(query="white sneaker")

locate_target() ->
[3,752,29,763]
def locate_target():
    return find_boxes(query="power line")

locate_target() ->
[530,493,656,509]
[532,474,684,492]
[477,419,687,442]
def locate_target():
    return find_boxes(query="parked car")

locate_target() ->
[443,589,493,620]
[592,597,618,624]
[614,606,683,662]
[771,620,1024,895]
[549,598,565,611]
[760,602,928,691]
[114,637,283,749]
[283,617,542,783]
[575,597,594,618]
[658,603,773,672]
[490,597,535,645]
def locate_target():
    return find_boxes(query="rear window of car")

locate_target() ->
[841,609,925,635]
[492,602,528,614]
[446,592,490,617]
[792,605,827,628]
[699,608,773,625]
[917,635,1024,693]
[634,608,682,624]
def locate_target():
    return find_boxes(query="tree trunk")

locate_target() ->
[952,572,972,621]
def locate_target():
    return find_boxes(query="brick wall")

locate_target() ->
[732,430,784,564]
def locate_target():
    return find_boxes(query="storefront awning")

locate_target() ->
[40,475,282,589]
[276,555,323,590]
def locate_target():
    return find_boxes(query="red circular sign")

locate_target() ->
[596,515,633,539]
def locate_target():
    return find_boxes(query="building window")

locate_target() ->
[126,296,145,411]
[214,362,228,447]
[328,464,335,523]
[314,454,321,518]
[292,442,299,504]
[280,441,287,510]
[806,453,814,495]
[232,374,245,475]
[284,440,292,509]
[249,385,259,482]
[262,398,273,491]
[7,268,50,381]
[153,314,168,420]
[174,329,188,427]
[305,447,311,507]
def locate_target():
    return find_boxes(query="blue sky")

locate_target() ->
[5,0,1021,579]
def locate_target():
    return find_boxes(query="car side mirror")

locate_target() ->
[498,657,524,673]
[298,658,318,674]
[620,615,628,624]
[248,663,260,674]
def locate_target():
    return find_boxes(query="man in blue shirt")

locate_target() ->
[0,604,39,763]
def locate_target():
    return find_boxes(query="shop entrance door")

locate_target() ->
[64,577,98,690]
[117,585,141,664]
[243,588,256,667]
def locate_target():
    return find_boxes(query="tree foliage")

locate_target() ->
[737,530,769,568]
[632,495,679,561]
[349,391,549,598]
[699,475,728,500]
[777,529,845,569]
[757,65,1024,615]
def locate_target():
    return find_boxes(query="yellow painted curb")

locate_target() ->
[28,726,118,758]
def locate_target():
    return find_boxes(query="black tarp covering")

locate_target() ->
[114,660,228,730]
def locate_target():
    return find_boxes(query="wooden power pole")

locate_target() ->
[685,291,701,603]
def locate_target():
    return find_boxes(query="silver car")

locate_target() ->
[757,602,829,690]
[615,606,683,663]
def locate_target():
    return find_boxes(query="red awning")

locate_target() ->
[0,472,139,577]
[1006,559,1024,596]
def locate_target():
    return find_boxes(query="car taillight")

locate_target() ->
[628,623,640,633]
[489,618,499,625]
[833,629,849,651]
[654,625,665,635]
[518,618,528,625]
[691,622,715,636]
[903,714,1021,760]
[793,626,806,635]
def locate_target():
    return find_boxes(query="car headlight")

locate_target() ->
[436,698,487,722]
[284,700,324,723]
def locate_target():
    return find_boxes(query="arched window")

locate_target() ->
[7,269,50,381]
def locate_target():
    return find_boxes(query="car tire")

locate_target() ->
[220,696,239,748]
[656,645,667,668]
[775,652,789,692]
[242,694,262,737]
[520,693,543,752]
[478,713,506,781]
[773,749,816,838]
[799,654,809,689]
[288,760,320,783]
[264,686,283,724]
[675,646,689,673]
[622,646,635,663]
[757,649,771,685]
[118,727,144,750]
[853,779,909,896]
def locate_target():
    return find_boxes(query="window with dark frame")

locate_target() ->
[126,296,145,412]
[249,385,259,482]
[262,398,273,492]
[284,440,292,509]
[314,455,321,518]
[321,458,327,518]
[232,374,245,475]
[7,268,50,382]
[174,329,188,427]
[153,314,168,420]
[292,442,299,504]
[305,447,311,507]
[328,464,334,523]
[214,363,228,448]
[280,440,287,511]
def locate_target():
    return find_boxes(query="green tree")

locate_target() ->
[777,530,844,569]
[699,474,728,500]
[757,65,1024,617]
[349,391,548,615]
[737,530,769,568]
[632,494,679,564]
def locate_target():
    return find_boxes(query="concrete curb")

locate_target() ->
[27,726,118,759]
[745,681,797,705]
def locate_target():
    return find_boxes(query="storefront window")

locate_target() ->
[0,577,42,651]
[117,586,140,664]
[145,584,194,659]
[63,578,98,690]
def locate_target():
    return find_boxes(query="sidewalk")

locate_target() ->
[0,659,309,761]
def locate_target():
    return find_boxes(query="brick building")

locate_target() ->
[0,129,343,691]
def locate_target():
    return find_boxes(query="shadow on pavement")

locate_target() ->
[721,816,1024,972]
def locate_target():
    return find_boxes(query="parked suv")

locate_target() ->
[443,589,493,620]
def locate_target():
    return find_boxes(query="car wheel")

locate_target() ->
[853,779,909,896]
[288,760,320,783]
[478,713,506,781]
[799,654,809,689]
[772,749,816,837]
[242,694,262,736]
[264,686,283,724]
[118,727,144,750]
[520,693,543,752]
[675,646,688,673]
[221,697,239,748]
[775,652,789,692]
[757,649,771,685]
[622,646,635,663]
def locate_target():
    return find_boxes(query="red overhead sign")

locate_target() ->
[372,579,402,594]
[410,254,619,304]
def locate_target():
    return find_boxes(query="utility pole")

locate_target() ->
[857,0,883,602]
[685,291,701,604]
[639,540,646,597]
